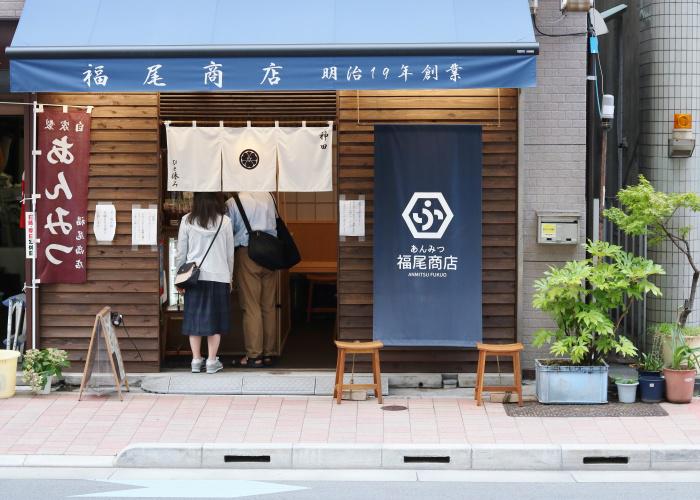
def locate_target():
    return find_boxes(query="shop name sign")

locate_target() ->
[11,54,537,92]
[36,108,91,284]
[396,192,458,279]
[25,211,35,259]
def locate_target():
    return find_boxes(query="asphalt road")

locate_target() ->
[1,469,700,500]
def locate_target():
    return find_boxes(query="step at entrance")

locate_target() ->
[141,373,389,396]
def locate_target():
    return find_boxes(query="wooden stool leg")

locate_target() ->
[513,351,523,407]
[333,349,342,399]
[476,350,486,406]
[372,349,383,404]
[306,281,314,322]
[336,349,346,404]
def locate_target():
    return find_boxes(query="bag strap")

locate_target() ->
[198,215,224,268]
[269,192,281,218]
[233,194,253,234]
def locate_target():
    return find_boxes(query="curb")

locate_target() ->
[0,455,115,468]
[4,444,700,471]
[111,443,700,471]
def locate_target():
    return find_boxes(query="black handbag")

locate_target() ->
[233,193,301,271]
[174,216,223,288]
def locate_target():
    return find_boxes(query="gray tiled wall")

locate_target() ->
[519,0,588,368]
[640,0,700,328]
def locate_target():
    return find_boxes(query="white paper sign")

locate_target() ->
[131,208,158,246]
[94,203,116,243]
[25,211,35,258]
[339,199,365,237]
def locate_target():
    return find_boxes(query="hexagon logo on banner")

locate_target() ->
[401,192,454,239]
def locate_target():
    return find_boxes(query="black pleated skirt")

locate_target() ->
[182,280,230,336]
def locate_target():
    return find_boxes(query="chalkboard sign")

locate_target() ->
[78,306,130,401]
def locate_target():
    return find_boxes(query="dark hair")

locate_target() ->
[187,192,225,229]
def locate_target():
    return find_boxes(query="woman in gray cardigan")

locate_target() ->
[176,193,235,374]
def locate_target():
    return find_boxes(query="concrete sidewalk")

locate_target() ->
[1,393,700,470]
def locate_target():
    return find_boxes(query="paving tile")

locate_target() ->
[3,393,700,459]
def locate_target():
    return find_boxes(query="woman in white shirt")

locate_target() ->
[176,193,234,374]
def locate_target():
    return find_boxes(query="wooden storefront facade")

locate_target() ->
[33,89,518,374]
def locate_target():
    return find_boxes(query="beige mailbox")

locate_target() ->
[537,211,581,245]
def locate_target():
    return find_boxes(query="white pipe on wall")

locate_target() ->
[31,101,38,350]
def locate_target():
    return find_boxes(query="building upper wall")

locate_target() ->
[0,0,23,19]
[519,0,588,368]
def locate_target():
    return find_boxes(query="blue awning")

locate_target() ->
[8,0,538,92]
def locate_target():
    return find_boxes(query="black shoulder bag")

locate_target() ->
[233,193,301,271]
[174,216,224,288]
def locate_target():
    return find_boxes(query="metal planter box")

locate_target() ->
[535,359,609,404]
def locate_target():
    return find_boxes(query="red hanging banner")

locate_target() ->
[36,108,91,283]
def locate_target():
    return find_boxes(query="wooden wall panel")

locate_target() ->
[337,89,518,373]
[159,92,337,122]
[38,93,161,372]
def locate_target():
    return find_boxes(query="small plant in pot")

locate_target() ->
[22,348,70,394]
[637,351,666,403]
[532,240,664,404]
[615,377,639,404]
[664,342,699,404]
[636,333,664,377]
[653,323,700,367]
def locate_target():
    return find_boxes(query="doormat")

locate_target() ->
[503,401,668,418]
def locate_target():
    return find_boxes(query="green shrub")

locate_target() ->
[533,240,664,365]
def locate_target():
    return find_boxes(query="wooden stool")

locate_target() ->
[306,273,337,322]
[475,342,524,407]
[333,340,383,404]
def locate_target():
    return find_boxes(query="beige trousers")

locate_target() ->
[234,247,277,359]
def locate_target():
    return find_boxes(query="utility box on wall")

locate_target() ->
[536,211,581,245]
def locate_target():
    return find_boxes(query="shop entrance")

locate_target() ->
[0,111,24,333]
[159,92,338,370]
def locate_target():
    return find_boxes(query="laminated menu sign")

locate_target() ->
[339,199,365,237]
[131,208,158,246]
[36,108,91,283]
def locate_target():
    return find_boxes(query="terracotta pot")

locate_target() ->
[663,368,697,404]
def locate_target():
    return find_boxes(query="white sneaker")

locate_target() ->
[191,358,204,373]
[206,357,223,374]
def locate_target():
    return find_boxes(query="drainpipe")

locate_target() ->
[586,18,596,244]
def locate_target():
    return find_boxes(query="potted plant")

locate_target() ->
[637,352,666,403]
[615,377,639,403]
[606,178,700,403]
[532,240,664,404]
[653,323,700,367]
[21,348,70,394]
[663,343,699,404]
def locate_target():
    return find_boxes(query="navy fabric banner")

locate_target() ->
[373,125,482,347]
[10,55,536,93]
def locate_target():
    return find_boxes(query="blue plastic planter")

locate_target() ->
[639,375,665,403]
[535,359,609,404]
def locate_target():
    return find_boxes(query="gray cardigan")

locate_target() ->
[175,214,234,284]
